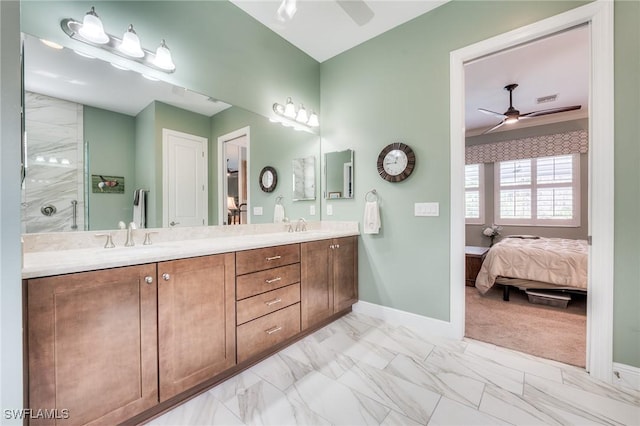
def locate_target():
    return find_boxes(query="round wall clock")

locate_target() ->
[377,142,416,182]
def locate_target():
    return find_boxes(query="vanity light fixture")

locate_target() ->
[272,97,319,133]
[61,6,176,73]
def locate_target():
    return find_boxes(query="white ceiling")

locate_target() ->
[230,0,448,63]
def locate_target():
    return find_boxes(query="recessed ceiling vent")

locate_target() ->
[536,94,558,104]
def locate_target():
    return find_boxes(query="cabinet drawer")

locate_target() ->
[236,303,301,363]
[236,244,300,275]
[236,263,300,300]
[237,283,300,325]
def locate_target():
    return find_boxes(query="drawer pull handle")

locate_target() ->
[265,298,282,306]
[265,277,282,284]
[265,326,282,335]
[266,255,282,261]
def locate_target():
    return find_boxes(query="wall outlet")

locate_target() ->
[326,204,333,216]
[253,206,263,216]
[414,202,439,217]
[310,205,316,216]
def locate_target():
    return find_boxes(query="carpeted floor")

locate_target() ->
[465,285,587,367]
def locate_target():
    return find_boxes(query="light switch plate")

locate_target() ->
[310,205,316,216]
[253,206,263,216]
[326,204,333,216]
[414,202,439,217]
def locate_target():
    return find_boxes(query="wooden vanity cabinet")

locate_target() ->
[157,253,236,401]
[301,236,358,330]
[235,244,301,363]
[26,264,158,426]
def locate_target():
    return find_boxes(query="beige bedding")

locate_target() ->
[475,237,588,294]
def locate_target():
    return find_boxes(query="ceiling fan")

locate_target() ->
[478,83,581,134]
[277,0,374,26]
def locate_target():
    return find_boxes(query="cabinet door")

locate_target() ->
[300,239,334,329]
[333,236,358,312]
[27,264,158,426]
[158,253,236,401]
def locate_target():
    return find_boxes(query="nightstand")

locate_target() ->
[465,246,490,286]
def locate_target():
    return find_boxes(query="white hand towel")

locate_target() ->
[133,189,146,229]
[274,204,285,223]
[363,201,380,234]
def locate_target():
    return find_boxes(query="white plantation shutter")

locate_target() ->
[496,154,579,226]
[465,164,484,224]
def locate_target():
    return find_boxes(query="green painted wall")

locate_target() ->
[210,107,320,225]
[612,0,640,368]
[321,0,639,367]
[134,103,157,227]
[84,106,136,230]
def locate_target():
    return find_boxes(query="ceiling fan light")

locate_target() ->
[153,39,175,71]
[295,104,308,123]
[284,97,296,118]
[78,7,109,44]
[505,116,519,124]
[118,24,144,58]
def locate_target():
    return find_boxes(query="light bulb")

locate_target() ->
[118,24,144,58]
[307,112,319,127]
[153,39,175,71]
[295,104,308,123]
[284,97,296,118]
[78,7,109,44]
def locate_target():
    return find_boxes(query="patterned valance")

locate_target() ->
[465,129,588,164]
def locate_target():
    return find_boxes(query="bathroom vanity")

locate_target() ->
[22,222,358,425]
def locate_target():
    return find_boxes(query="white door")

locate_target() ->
[162,129,208,227]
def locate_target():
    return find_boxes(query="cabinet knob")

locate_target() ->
[162,273,171,281]
[144,276,153,284]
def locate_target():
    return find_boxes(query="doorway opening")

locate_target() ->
[449,1,614,382]
[462,26,589,367]
[218,127,250,225]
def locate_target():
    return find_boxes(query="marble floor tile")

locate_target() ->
[384,353,485,409]
[464,339,564,383]
[286,370,391,425]
[428,396,509,425]
[427,346,525,395]
[144,312,638,426]
[147,391,244,426]
[524,374,640,426]
[337,361,441,424]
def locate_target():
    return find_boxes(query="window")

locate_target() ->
[465,163,484,224]
[495,154,580,226]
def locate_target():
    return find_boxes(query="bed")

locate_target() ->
[474,236,588,301]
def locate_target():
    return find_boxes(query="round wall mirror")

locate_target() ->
[259,166,277,192]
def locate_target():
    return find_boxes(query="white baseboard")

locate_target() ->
[352,301,456,339]
[613,362,640,391]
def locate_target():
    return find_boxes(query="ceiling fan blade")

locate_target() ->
[482,120,506,134]
[336,0,374,26]
[520,105,581,118]
[478,108,507,119]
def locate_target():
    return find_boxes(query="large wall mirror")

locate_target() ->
[21,30,320,233]
[324,149,354,199]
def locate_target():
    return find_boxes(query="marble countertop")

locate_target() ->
[22,222,359,279]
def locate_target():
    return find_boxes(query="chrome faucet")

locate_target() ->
[125,222,136,247]
[295,217,307,232]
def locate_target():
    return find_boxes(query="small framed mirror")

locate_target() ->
[259,166,278,192]
[324,149,354,199]
[292,156,316,201]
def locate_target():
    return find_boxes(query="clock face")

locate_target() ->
[377,142,415,182]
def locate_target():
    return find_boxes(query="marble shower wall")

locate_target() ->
[22,92,85,233]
